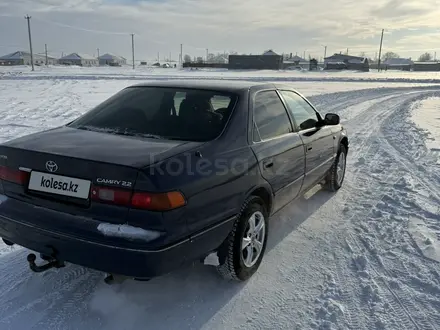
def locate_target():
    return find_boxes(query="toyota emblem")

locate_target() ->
[45,160,58,173]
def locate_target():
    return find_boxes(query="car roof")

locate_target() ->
[129,80,284,93]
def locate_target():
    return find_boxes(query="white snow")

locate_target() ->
[409,217,440,263]
[0,67,440,329]
[96,223,161,241]
[411,97,440,152]
[203,252,220,266]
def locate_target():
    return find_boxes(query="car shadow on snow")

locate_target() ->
[265,184,334,253]
[0,185,333,330]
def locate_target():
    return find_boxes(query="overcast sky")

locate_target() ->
[0,0,439,61]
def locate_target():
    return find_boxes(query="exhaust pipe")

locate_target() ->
[2,238,14,246]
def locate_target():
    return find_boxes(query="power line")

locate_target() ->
[24,15,34,71]
[33,17,130,36]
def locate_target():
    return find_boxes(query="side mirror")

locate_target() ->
[324,113,340,125]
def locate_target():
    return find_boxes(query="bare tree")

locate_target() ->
[382,51,399,61]
[183,54,192,63]
[418,52,432,62]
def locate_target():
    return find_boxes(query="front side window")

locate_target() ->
[253,91,292,140]
[68,87,238,142]
[279,91,319,130]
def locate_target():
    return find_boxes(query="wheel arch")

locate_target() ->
[340,136,349,151]
[243,184,274,216]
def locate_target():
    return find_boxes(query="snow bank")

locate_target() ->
[411,97,440,152]
[97,223,161,241]
[3,65,440,84]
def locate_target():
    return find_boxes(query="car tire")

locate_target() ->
[324,144,347,192]
[217,196,269,281]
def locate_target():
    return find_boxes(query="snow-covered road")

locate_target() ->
[0,76,439,330]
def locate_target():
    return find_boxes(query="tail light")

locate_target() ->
[0,166,29,185]
[131,191,186,211]
[91,186,131,206]
[91,184,186,211]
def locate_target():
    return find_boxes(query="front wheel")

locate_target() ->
[324,144,347,191]
[217,196,268,281]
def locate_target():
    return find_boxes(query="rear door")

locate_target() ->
[250,90,305,211]
[278,90,335,191]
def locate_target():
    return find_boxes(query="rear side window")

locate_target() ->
[68,87,238,142]
[253,91,292,141]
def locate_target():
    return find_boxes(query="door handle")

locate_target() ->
[262,160,274,169]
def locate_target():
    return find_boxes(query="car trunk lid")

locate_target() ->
[0,126,201,223]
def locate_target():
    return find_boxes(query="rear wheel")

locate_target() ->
[324,144,347,191]
[217,196,268,281]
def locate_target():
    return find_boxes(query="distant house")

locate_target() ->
[383,58,413,71]
[0,51,56,66]
[324,54,369,72]
[36,53,58,65]
[213,56,228,64]
[283,55,308,69]
[262,49,279,56]
[413,62,440,72]
[291,55,306,63]
[59,53,98,66]
[98,53,127,66]
[229,53,283,70]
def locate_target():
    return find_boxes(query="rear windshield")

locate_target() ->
[68,87,238,142]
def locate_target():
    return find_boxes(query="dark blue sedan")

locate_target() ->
[0,80,348,282]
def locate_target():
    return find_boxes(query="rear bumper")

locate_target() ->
[0,197,235,278]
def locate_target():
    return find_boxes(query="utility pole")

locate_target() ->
[206,48,208,63]
[323,45,327,60]
[180,44,183,65]
[24,15,34,71]
[169,52,171,62]
[377,28,384,72]
[130,34,135,69]
[45,44,48,65]
[303,50,306,60]
[434,51,437,61]
[346,48,349,55]
[97,48,100,58]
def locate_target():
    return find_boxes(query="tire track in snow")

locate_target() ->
[340,90,440,329]
[311,88,440,330]
[311,91,415,329]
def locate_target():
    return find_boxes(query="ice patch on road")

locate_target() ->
[97,223,161,241]
[409,217,440,263]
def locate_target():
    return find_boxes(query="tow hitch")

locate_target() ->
[26,253,65,273]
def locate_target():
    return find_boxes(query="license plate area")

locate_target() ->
[28,171,91,200]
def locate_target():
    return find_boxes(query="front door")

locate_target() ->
[278,90,335,191]
[250,90,306,211]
